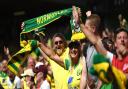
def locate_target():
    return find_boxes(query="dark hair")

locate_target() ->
[68,41,81,57]
[114,28,128,40]
[68,41,80,49]
[36,65,48,79]
[102,37,114,52]
[52,33,67,48]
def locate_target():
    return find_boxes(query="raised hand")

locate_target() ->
[21,22,24,30]
[72,6,79,24]
[4,46,11,59]
[86,10,91,17]
[78,7,82,17]
[4,46,10,56]
[117,44,128,56]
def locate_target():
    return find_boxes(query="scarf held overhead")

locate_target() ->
[8,8,73,76]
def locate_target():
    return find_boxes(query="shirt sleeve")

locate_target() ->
[43,83,50,89]
[106,51,114,63]
[15,76,21,89]
[40,80,50,89]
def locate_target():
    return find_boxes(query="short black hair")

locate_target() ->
[114,28,128,40]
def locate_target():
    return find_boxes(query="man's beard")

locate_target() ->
[55,49,63,56]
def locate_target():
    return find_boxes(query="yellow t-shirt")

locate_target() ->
[66,57,83,89]
[0,72,10,89]
[47,75,55,89]
[0,72,18,89]
[21,78,30,89]
[0,76,9,89]
[48,48,70,89]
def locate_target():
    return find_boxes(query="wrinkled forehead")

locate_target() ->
[117,31,128,36]
[115,29,128,38]
[53,37,63,42]
[116,31,128,37]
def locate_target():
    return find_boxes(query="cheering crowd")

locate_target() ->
[0,6,128,89]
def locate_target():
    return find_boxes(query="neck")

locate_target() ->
[37,79,43,83]
[116,51,123,60]
[72,57,79,67]
[37,79,43,88]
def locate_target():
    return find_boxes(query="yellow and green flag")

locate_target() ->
[8,8,73,75]
[20,8,72,43]
[70,17,86,41]
[8,40,38,75]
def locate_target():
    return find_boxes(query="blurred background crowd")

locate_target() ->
[0,0,128,89]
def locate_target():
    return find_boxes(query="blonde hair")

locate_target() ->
[86,14,101,30]
[51,33,67,48]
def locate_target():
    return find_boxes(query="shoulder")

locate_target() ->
[15,76,20,80]
[76,56,86,70]
[14,76,21,83]
[106,51,114,63]
[80,56,86,65]
[123,55,128,62]
[44,80,50,85]
[41,80,50,89]
[62,47,69,57]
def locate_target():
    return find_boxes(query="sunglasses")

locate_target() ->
[54,40,63,45]
[69,41,80,49]
[69,46,79,50]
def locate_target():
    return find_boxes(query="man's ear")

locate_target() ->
[92,26,96,33]
[114,42,117,48]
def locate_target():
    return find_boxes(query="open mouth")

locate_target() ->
[57,47,61,49]
[56,45,62,49]
[55,48,63,55]
[56,46,63,51]
[56,47,62,51]
[70,50,78,57]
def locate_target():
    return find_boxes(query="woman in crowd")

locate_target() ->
[21,68,36,89]
[35,64,50,89]
[39,39,88,89]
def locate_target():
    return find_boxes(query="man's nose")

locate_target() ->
[121,39,125,44]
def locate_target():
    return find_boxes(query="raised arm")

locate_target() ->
[38,47,50,62]
[4,46,11,59]
[39,42,65,68]
[81,24,107,56]
[72,6,107,56]
[80,57,88,89]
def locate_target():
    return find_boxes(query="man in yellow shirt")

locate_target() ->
[46,33,70,89]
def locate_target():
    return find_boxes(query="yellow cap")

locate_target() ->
[71,32,86,41]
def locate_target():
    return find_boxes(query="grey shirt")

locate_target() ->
[86,45,97,71]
